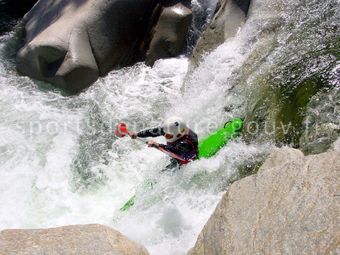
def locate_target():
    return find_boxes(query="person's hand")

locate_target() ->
[129,131,137,139]
[147,140,159,148]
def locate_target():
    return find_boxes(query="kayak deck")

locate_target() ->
[198,118,243,159]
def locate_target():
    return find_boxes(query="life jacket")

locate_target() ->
[167,130,198,165]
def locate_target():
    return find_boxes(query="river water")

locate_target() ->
[0,0,338,254]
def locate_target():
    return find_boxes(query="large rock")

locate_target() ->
[188,147,340,255]
[16,0,159,94]
[188,0,337,151]
[145,1,192,66]
[191,0,251,65]
[16,0,193,93]
[0,224,149,255]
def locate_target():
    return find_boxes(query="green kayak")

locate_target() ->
[120,118,243,211]
[198,118,243,159]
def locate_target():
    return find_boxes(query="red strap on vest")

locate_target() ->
[163,130,196,165]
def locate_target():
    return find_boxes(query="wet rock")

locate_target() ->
[16,0,159,94]
[145,1,192,66]
[244,76,328,146]
[188,147,340,255]
[16,0,193,94]
[191,0,251,65]
[221,0,337,151]
[299,86,340,154]
[0,224,149,255]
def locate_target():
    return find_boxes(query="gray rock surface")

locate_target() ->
[191,0,250,65]
[0,224,149,255]
[145,2,192,66]
[188,147,340,255]
[16,0,159,93]
[16,0,193,93]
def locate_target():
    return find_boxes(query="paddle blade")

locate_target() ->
[115,123,128,138]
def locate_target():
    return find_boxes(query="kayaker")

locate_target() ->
[129,117,198,169]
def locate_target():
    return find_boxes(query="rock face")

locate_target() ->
[0,224,149,255]
[16,0,159,93]
[145,1,192,66]
[188,147,340,255]
[16,0,192,94]
[188,0,337,151]
[191,0,251,64]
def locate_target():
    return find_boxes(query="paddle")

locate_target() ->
[115,122,190,212]
[114,122,189,163]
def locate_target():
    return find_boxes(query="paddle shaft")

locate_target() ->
[115,123,188,163]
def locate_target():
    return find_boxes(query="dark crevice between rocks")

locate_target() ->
[161,0,191,9]
[109,1,158,70]
[0,0,38,35]
[142,1,192,65]
[233,0,251,16]
[140,3,163,61]
[89,0,160,74]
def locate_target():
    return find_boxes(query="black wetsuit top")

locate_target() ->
[137,127,199,164]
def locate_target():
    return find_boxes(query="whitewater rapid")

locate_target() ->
[1,0,338,253]
[0,27,271,254]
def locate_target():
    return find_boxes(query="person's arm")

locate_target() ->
[158,141,192,156]
[145,141,188,163]
[137,127,164,138]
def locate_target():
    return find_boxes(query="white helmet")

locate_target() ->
[163,116,187,142]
